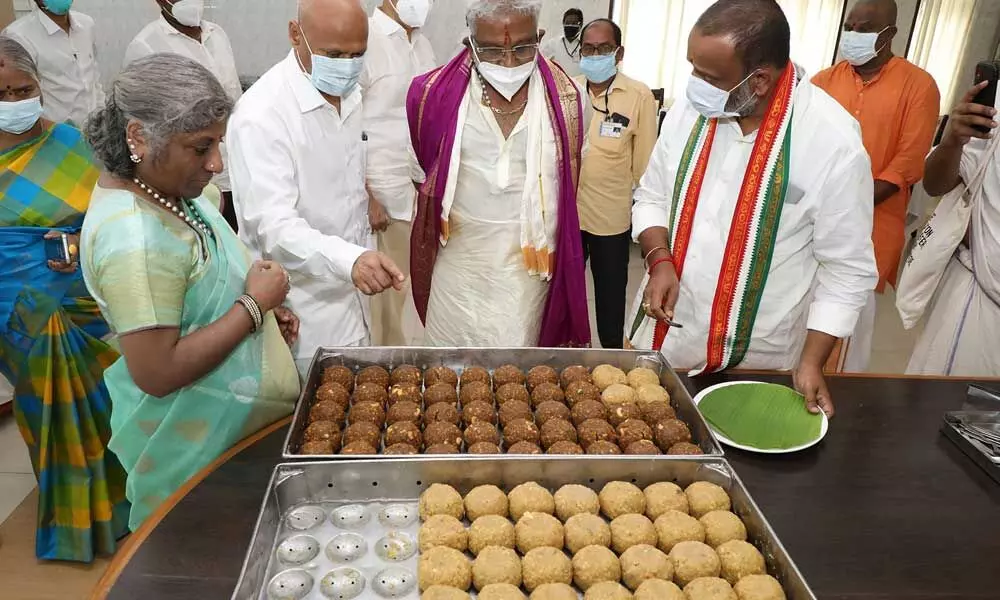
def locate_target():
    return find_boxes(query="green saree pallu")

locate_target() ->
[81,187,300,531]
[0,123,130,562]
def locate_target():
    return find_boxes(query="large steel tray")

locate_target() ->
[942,411,1000,485]
[282,347,723,459]
[232,457,815,599]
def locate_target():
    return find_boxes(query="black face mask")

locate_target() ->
[564,25,581,40]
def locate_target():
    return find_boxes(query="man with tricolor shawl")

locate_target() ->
[406,0,591,347]
[629,0,877,416]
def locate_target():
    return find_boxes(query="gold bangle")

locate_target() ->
[643,245,669,263]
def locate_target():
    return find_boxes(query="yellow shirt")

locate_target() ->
[577,72,658,236]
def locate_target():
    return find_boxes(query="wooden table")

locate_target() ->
[95,374,1000,600]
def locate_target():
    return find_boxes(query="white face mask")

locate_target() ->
[169,0,204,27]
[391,0,431,29]
[686,70,758,119]
[839,27,889,67]
[473,48,536,101]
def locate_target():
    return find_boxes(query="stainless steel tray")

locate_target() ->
[232,457,815,600]
[942,411,1000,485]
[282,346,723,459]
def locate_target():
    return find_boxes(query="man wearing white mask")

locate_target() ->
[629,0,877,417]
[228,0,405,374]
[361,0,436,346]
[576,18,657,349]
[124,0,245,231]
[813,0,939,372]
[4,0,104,127]
[406,0,591,348]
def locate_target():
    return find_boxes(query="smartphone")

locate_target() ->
[972,61,1000,133]
[44,234,69,263]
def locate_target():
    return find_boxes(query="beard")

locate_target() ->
[726,79,759,117]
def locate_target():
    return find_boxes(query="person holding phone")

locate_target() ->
[0,36,128,562]
[81,54,301,529]
[812,0,940,373]
[905,79,1000,376]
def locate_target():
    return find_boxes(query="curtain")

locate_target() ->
[907,0,978,114]
[615,0,845,105]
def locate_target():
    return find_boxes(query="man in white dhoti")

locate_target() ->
[406,0,591,348]
[361,0,437,346]
[630,0,878,416]
[906,82,1000,376]
[228,0,403,374]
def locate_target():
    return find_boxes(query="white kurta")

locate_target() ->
[632,79,878,372]
[424,74,551,347]
[4,9,104,127]
[124,16,242,192]
[906,135,1000,376]
[361,8,436,221]
[227,52,371,364]
[540,35,581,77]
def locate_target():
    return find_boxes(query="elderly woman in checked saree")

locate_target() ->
[0,36,129,562]
[81,55,300,530]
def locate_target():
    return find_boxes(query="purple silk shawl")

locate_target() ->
[406,48,591,347]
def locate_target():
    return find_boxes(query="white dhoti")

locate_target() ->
[906,248,1000,376]
[424,71,558,347]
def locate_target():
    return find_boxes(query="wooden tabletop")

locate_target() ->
[97,374,1000,600]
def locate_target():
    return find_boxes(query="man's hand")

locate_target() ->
[794,329,838,418]
[368,196,390,233]
[942,81,997,147]
[793,361,834,417]
[273,306,300,346]
[352,251,405,295]
[642,260,680,322]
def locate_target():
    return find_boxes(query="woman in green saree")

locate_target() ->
[0,36,128,562]
[80,54,301,529]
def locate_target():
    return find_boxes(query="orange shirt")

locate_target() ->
[813,57,939,291]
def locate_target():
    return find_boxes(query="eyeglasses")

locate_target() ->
[473,43,539,64]
[580,44,619,58]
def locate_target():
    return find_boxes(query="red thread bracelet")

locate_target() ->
[648,256,674,274]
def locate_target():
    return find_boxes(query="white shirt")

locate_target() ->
[4,9,104,126]
[425,73,548,346]
[124,16,243,192]
[632,78,878,371]
[540,34,581,77]
[227,51,371,358]
[123,16,243,102]
[360,8,436,221]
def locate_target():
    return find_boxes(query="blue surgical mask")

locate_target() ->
[580,53,618,84]
[42,0,73,15]
[839,27,889,67]
[300,32,364,98]
[685,70,758,119]
[0,97,43,134]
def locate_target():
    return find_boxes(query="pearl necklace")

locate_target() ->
[133,177,214,239]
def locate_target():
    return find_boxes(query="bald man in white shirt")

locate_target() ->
[228,0,403,374]
[125,0,243,230]
[4,0,104,127]
[361,0,437,346]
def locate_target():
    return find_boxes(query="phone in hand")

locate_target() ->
[44,233,69,263]
[972,61,1000,133]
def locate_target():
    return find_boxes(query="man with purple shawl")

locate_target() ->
[406,0,591,348]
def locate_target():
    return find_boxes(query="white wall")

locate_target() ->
[13,0,610,84]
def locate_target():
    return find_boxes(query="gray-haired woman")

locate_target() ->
[80,54,301,529]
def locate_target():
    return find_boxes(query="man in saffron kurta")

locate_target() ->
[630,0,877,417]
[813,0,939,371]
[406,1,590,348]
